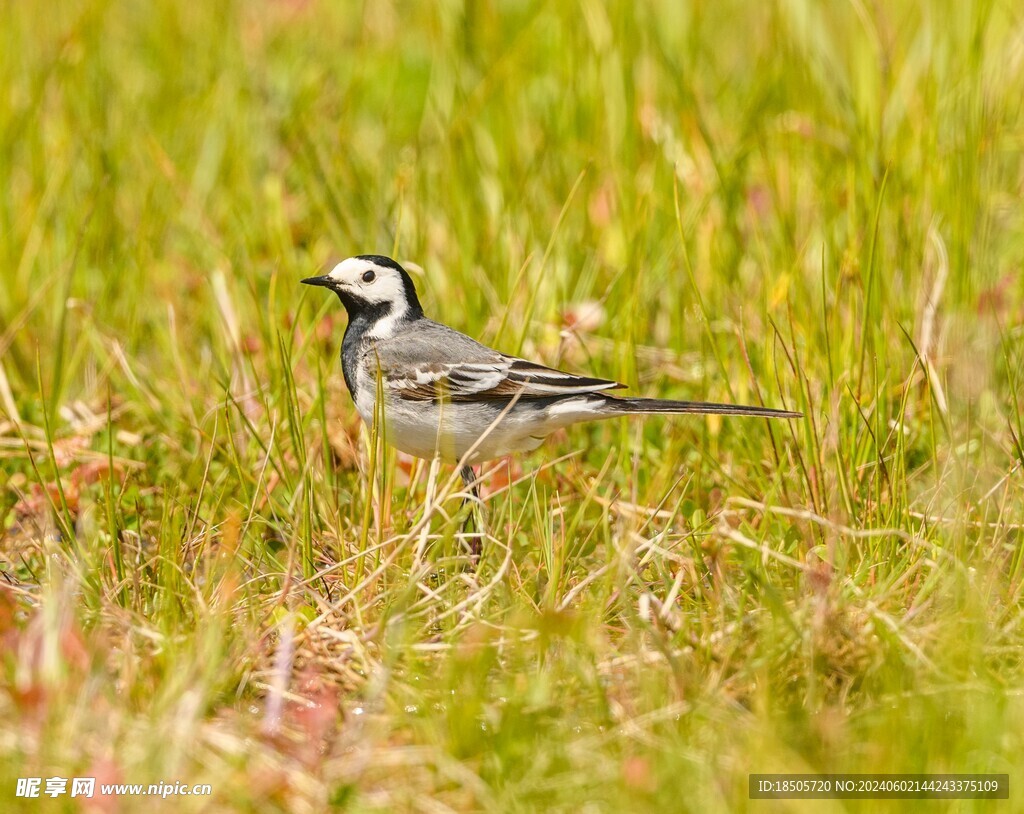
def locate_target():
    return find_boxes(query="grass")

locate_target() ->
[2,0,1024,811]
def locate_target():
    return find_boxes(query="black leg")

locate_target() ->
[459,465,481,557]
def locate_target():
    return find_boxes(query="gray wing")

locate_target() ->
[371,319,625,402]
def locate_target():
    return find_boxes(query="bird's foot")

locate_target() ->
[458,464,484,561]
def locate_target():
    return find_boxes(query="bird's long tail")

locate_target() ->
[608,397,801,419]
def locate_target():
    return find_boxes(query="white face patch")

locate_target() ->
[327,257,409,312]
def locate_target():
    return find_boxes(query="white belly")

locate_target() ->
[353,383,547,465]
[367,399,547,464]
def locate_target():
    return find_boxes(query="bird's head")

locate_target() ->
[302,255,423,324]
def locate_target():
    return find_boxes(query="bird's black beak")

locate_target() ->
[301,275,334,289]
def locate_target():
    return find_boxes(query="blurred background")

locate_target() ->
[2,1,1023,811]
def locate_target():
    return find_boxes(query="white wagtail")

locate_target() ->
[303,255,800,517]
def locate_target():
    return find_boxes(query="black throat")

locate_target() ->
[339,297,388,398]
[337,298,425,400]
[334,255,425,398]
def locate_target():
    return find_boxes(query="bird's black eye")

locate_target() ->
[361,269,376,283]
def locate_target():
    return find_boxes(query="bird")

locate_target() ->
[303,255,800,540]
